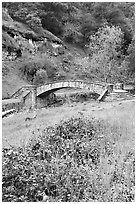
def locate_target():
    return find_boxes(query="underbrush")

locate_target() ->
[19,55,57,83]
[39,91,100,109]
[2,117,135,202]
[56,91,99,105]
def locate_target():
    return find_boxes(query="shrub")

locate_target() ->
[56,91,99,106]
[63,23,83,44]
[26,14,43,34]
[2,117,135,202]
[33,69,48,85]
[19,56,57,82]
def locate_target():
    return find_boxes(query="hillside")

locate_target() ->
[2,2,135,99]
[2,20,85,98]
[2,11,88,99]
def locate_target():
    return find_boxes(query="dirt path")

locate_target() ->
[2,99,135,148]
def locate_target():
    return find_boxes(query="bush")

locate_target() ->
[26,14,43,34]
[19,56,57,82]
[56,91,99,106]
[63,23,83,44]
[2,117,135,202]
[41,15,63,36]
[33,69,48,85]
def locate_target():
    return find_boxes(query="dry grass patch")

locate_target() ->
[2,115,134,202]
[2,100,135,202]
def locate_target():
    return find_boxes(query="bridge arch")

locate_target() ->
[36,80,107,97]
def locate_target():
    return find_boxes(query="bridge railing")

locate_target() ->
[11,85,36,98]
[36,80,107,88]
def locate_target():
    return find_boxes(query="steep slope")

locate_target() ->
[2,9,89,99]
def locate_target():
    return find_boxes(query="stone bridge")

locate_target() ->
[37,81,108,96]
[11,80,114,110]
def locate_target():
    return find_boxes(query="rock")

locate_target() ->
[42,193,49,202]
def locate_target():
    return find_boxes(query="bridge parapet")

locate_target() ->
[11,85,36,99]
[36,80,108,97]
[37,80,107,87]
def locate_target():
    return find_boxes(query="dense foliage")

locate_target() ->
[88,24,125,83]
[19,55,57,83]
[3,2,134,46]
[3,117,135,202]
[2,2,135,97]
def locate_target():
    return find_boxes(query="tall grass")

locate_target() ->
[2,115,135,202]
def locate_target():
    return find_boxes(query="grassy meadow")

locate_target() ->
[2,99,135,202]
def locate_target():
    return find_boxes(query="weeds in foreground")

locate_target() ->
[2,117,135,202]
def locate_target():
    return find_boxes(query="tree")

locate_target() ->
[126,36,135,76]
[33,69,48,85]
[88,24,124,83]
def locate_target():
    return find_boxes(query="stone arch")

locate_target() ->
[36,81,108,108]
[36,80,106,97]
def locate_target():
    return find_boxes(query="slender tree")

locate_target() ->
[89,24,124,82]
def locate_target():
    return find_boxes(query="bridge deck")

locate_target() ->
[37,80,107,96]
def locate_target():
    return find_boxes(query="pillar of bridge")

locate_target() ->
[31,86,37,110]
